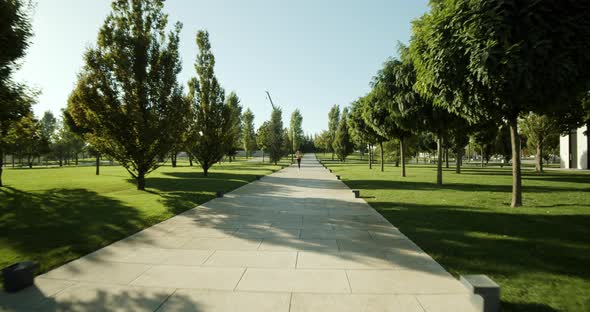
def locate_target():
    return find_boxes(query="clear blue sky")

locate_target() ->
[16,0,429,135]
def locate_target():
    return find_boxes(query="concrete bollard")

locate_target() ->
[352,189,360,198]
[2,261,38,292]
[460,275,500,312]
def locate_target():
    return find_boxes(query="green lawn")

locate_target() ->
[317,153,590,312]
[0,159,288,276]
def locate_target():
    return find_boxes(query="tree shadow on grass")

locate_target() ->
[0,187,151,274]
[345,179,586,194]
[367,200,590,311]
[458,168,590,184]
[501,302,559,312]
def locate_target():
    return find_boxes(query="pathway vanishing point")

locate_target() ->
[1,155,479,311]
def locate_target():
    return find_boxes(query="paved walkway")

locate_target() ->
[1,155,478,311]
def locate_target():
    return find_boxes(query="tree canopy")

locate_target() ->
[187,30,234,176]
[0,0,35,187]
[241,108,257,157]
[410,0,590,206]
[67,0,188,190]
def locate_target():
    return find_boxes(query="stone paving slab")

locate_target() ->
[1,155,478,311]
[290,293,425,312]
[158,290,291,312]
[235,269,351,293]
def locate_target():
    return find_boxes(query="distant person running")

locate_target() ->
[296,150,302,170]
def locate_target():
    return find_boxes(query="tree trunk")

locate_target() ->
[189,153,193,166]
[437,134,443,185]
[379,141,384,172]
[509,117,522,207]
[0,150,4,187]
[171,151,177,168]
[369,144,372,169]
[445,147,449,168]
[203,166,209,177]
[400,137,406,177]
[481,148,485,168]
[95,154,100,176]
[137,171,146,190]
[456,149,462,174]
[262,150,265,163]
[535,140,544,173]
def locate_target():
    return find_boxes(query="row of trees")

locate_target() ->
[66,1,312,188]
[1,110,87,168]
[0,0,309,190]
[318,0,590,207]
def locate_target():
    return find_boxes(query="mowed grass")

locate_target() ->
[317,153,590,312]
[0,159,288,275]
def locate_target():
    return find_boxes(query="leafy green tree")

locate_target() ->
[282,128,291,157]
[411,0,590,206]
[327,105,340,160]
[494,123,512,167]
[56,111,85,166]
[362,90,411,172]
[289,109,304,161]
[333,108,354,162]
[7,113,40,169]
[372,52,424,177]
[39,111,57,142]
[65,92,103,175]
[256,121,270,162]
[0,0,35,186]
[225,92,242,161]
[448,122,470,173]
[267,106,284,165]
[187,30,234,176]
[313,130,331,155]
[241,108,257,158]
[472,120,499,168]
[348,97,385,169]
[68,0,187,190]
[519,112,560,173]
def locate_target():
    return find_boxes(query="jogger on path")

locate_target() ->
[296,150,302,170]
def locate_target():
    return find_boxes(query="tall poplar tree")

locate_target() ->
[187,30,232,176]
[241,108,257,158]
[256,121,270,162]
[225,92,243,161]
[267,106,284,165]
[333,108,354,162]
[67,0,188,190]
[290,109,304,160]
[327,105,340,160]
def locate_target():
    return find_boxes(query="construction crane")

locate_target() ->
[265,91,276,109]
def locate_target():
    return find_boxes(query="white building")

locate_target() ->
[560,124,589,169]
